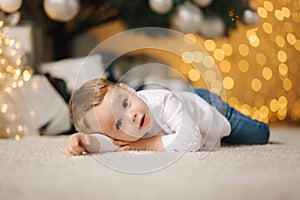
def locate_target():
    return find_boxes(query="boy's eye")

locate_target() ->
[122,99,128,108]
[116,120,122,129]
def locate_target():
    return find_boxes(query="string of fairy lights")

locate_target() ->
[0,20,33,140]
[181,0,300,124]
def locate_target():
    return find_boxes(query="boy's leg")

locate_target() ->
[185,88,270,145]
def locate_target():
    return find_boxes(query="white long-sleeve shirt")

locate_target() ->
[93,89,231,152]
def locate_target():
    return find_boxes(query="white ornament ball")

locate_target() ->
[0,0,22,13]
[243,9,259,25]
[198,16,225,38]
[44,0,80,22]
[149,0,173,14]
[193,0,213,8]
[171,2,204,33]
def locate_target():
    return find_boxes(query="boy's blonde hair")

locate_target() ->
[69,78,116,133]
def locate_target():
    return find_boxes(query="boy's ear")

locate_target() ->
[118,83,137,95]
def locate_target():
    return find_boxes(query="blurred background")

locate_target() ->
[0,0,299,140]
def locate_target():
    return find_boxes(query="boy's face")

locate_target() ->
[92,84,152,142]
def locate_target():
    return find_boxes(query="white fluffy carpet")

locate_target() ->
[0,127,300,200]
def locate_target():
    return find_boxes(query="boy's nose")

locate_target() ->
[129,109,137,123]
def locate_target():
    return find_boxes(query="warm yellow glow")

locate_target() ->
[277,108,287,120]
[278,96,288,108]
[204,40,216,51]
[204,70,217,82]
[213,49,225,61]
[286,33,296,45]
[228,97,239,106]
[23,70,32,81]
[281,7,291,18]
[275,35,285,47]
[256,53,267,65]
[238,44,249,56]
[283,78,293,91]
[18,80,24,87]
[15,135,21,140]
[238,59,249,72]
[17,125,23,132]
[257,7,268,18]
[278,63,288,76]
[262,22,273,34]
[219,60,231,73]
[182,51,193,63]
[223,76,234,90]
[184,34,197,45]
[192,51,203,63]
[262,67,273,80]
[255,95,265,107]
[263,1,273,11]
[270,99,279,112]
[188,69,201,81]
[275,9,284,21]
[211,80,223,93]
[29,110,36,117]
[6,128,11,134]
[277,50,287,62]
[221,43,233,56]
[203,56,214,68]
[251,78,262,92]
[294,40,300,51]
[1,104,8,113]
[12,82,17,88]
[249,35,260,47]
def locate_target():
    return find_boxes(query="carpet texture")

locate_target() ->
[0,127,299,200]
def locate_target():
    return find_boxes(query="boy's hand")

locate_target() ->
[64,133,91,156]
[113,136,164,152]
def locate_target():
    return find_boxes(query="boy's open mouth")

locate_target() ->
[139,115,146,128]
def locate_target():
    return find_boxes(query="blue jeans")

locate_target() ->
[185,88,270,145]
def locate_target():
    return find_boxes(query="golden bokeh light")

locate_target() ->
[223,76,234,90]
[278,63,288,76]
[238,44,250,56]
[204,70,217,82]
[286,33,296,45]
[256,53,267,65]
[283,78,293,91]
[262,22,273,34]
[275,35,285,47]
[275,9,285,21]
[204,40,216,51]
[221,43,233,56]
[203,55,215,68]
[263,1,273,11]
[238,59,249,72]
[257,7,268,18]
[192,51,203,63]
[213,49,225,61]
[262,67,273,80]
[184,34,197,45]
[251,78,262,92]
[219,60,231,73]
[178,0,300,124]
[277,50,287,62]
[182,51,193,63]
[188,69,201,82]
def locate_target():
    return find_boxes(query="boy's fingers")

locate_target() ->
[115,145,132,152]
[113,140,129,146]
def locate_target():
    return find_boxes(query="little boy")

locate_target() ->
[64,78,269,156]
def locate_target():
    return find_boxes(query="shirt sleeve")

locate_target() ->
[160,93,202,152]
[91,133,119,152]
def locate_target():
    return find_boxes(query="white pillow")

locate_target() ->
[40,54,104,93]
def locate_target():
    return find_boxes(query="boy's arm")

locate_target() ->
[114,136,165,151]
